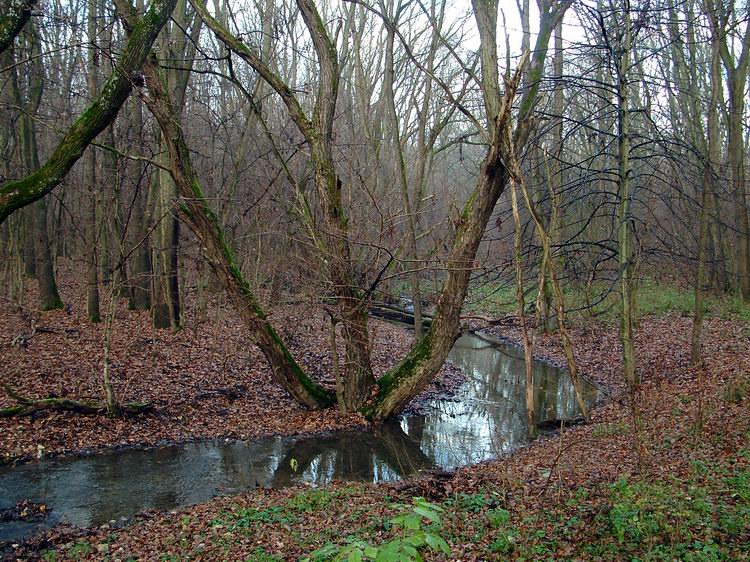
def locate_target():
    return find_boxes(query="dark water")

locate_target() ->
[0,331,597,542]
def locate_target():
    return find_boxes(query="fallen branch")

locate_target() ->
[0,384,152,417]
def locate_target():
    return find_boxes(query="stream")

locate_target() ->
[0,331,598,543]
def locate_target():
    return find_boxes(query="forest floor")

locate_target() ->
[2,268,750,560]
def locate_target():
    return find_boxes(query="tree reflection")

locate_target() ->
[271,420,435,487]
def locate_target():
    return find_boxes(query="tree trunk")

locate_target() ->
[34,196,63,309]
[192,0,376,412]
[0,0,178,224]
[0,0,37,56]
[85,148,101,323]
[22,208,35,277]
[727,80,750,300]
[617,5,637,391]
[151,159,181,329]
[691,19,722,366]
[147,76,332,408]
[383,21,423,339]
[709,0,750,299]
[370,0,569,420]
[510,178,536,437]
[84,0,101,323]
[111,1,334,407]
[8,21,63,308]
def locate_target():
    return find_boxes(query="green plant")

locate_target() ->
[488,528,518,554]
[451,492,492,512]
[303,497,451,562]
[486,508,510,529]
[288,489,333,513]
[211,505,296,529]
[604,476,723,559]
[67,541,91,559]
[725,470,750,503]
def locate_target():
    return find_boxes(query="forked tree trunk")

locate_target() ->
[369,0,570,421]
[191,0,571,419]
[192,0,375,411]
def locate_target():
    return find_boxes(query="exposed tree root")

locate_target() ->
[0,384,152,417]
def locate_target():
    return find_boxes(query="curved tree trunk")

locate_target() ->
[192,0,375,411]
[143,68,333,408]
[370,0,570,421]
[107,0,333,408]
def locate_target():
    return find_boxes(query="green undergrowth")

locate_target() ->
[294,450,750,560]
[478,451,749,560]
[463,279,750,324]
[303,497,451,562]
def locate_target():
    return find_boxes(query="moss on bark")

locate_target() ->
[0,0,178,223]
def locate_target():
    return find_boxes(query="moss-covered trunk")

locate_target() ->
[191,0,376,412]
[0,0,178,224]
[130,33,332,407]
[296,0,376,411]
[309,141,376,411]
[370,0,569,421]
[370,147,510,420]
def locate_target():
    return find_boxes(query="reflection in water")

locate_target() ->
[407,332,598,469]
[0,331,596,541]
